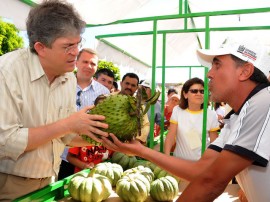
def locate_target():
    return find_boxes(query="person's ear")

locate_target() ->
[34,42,46,57]
[239,63,254,81]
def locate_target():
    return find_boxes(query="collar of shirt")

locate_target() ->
[225,82,270,119]
[28,48,69,84]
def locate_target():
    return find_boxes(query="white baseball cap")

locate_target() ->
[197,38,270,77]
[140,79,152,88]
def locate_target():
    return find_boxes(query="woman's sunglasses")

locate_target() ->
[188,89,204,94]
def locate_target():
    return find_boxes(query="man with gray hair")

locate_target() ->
[0,1,109,200]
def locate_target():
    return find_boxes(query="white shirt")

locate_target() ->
[171,107,219,160]
[210,85,270,202]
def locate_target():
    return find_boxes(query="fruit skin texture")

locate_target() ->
[116,173,150,202]
[89,94,143,141]
[68,173,112,202]
[150,176,179,201]
[81,90,160,145]
[90,162,123,186]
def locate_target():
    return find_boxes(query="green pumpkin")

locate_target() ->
[111,152,137,170]
[143,161,158,172]
[153,166,180,183]
[157,169,168,179]
[68,175,86,201]
[90,162,123,186]
[132,160,147,168]
[150,176,179,201]
[116,173,150,202]
[123,165,154,183]
[68,173,112,202]
[153,166,163,179]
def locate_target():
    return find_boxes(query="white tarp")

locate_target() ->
[1,0,270,82]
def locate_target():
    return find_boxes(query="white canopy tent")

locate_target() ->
[1,0,270,83]
[1,0,270,150]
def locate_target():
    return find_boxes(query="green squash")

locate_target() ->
[143,161,158,172]
[116,173,150,202]
[132,160,148,168]
[123,165,154,183]
[153,166,163,179]
[68,173,112,202]
[150,176,179,201]
[90,162,123,186]
[111,152,137,170]
[68,175,86,201]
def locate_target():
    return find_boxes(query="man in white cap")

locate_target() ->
[102,38,270,202]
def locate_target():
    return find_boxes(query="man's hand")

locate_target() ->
[101,133,144,156]
[64,105,109,142]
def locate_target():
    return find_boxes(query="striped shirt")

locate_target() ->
[76,79,110,111]
[0,48,77,178]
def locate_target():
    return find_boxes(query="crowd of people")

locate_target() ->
[0,0,269,202]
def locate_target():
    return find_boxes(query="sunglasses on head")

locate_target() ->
[188,89,204,94]
[76,90,82,107]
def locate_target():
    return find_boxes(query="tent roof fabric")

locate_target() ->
[1,0,270,82]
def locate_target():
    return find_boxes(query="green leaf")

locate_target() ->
[97,60,121,81]
[0,18,24,56]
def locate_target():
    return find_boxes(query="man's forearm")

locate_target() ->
[177,177,227,202]
[27,118,71,151]
[137,146,199,182]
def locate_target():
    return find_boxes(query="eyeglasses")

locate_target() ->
[65,38,85,54]
[188,89,204,94]
[76,90,82,107]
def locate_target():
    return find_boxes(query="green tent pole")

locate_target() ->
[201,15,210,154]
[149,20,158,149]
[159,33,167,152]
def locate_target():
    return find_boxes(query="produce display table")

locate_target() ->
[15,172,240,202]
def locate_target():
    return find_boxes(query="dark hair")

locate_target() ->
[122,73,139,85]
[167,88,178,96]
[214,102,221,111]
[27,0,86,54]
[249,68,269,84]
[231,55,269,84]
[94,68,115,80]
[77,48,97,60]
[179,77,204,109]
[113,81,118,90]
[94,94,108,106]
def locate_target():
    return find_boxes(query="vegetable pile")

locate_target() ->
[68,152,180,202]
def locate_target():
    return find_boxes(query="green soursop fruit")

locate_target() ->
[81,88,160,144]
[91,94,142,141]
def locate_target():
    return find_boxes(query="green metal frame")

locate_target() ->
[21,0,270,153]
[90,2,270,153]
